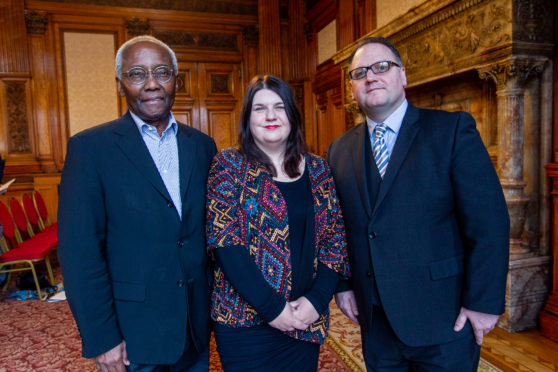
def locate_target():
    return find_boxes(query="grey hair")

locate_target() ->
[115,35,178,79]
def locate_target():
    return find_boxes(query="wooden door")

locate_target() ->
[173,62,242,150]
[198,62,242,150]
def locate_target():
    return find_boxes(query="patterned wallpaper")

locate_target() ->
[64,32,119,136]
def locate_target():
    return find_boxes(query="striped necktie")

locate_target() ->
[373,123,389,178]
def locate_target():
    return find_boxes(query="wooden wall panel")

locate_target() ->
[0,0,30,74]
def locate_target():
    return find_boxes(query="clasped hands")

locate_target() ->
[268,296,319,332]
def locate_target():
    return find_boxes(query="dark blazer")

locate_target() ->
[58,112,217,364]
[327,104,509,347]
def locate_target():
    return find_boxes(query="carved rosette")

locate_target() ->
[24,10,48,35]
[125,17,151,37]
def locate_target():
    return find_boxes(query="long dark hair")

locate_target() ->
[238,75,308,178]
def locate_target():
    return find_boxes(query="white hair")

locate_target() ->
[115,35,178,79]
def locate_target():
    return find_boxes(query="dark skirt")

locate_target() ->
[213,323,320,372]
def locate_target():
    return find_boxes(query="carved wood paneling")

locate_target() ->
[406,70,497,152]
[31,0,258,15]
[0,0,30,73]
[154,30,239,51]
[5,81,31,153]
[206,108,237,150]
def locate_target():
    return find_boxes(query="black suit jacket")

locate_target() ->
[58,112,217,363]
[327,104,509,347]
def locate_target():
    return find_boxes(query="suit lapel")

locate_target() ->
[114,113,171,201]
[177,124,196,213]
[373,104,421,215]
[352,123,373,219]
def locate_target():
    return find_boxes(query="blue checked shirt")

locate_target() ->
[130,111,182,219]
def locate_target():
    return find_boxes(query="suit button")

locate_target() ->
[177,240,184,247]
[369,232,376,239]
[167,201,174,208]
[177,280,184,287]
[366,271,372,277]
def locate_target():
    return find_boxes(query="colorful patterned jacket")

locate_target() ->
[206,148,350,344]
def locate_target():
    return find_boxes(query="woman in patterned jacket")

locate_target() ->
[206,75,350,371]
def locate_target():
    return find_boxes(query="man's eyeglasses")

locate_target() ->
[123,66,175,85]
[348,61,401,80]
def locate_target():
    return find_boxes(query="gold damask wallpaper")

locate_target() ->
[64,32,119,136]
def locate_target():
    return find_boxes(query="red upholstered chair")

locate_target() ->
[0,201,55,300]
[8,198,57,245]
[22,194,57,237]
[32,191,57,232]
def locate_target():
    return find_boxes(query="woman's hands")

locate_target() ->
[290,296,319,326]
[268,297,319,332]
[269,303,307,332]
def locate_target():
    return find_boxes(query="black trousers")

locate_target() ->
[362,306,480,372]
[126,346,209,372]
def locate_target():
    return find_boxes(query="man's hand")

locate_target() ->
[94,340,129,372]
[454,307,499,345]
[269,303,307,332]
[290,297,319,326]
[334,290,359,324]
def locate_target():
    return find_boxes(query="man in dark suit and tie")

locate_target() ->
[58,35,216,372]
[327,37,510,370]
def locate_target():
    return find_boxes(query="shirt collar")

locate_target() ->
[130,111,177,136]
[366,99,408,135]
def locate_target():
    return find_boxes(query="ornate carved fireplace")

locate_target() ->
[333,0,554,332]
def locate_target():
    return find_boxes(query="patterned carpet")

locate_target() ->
[0,265,500,372]
[0,264,352,371]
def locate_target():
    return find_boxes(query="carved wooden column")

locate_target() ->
[25,10,58,172]
[542,164,558,341]
[257,0,281,77]
[478,56,548,331]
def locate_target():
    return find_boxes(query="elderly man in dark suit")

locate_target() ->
[58,35,216,372]
[327,37,510,371]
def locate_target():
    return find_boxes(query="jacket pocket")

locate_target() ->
[429,256,464,280]
[112,280,146,302]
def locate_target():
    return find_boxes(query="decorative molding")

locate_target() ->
[398,0,511,81]
[477,57,547,90]
[24,10,48,35]
[154,30,238,52]
[5,81,31,153]
[242,25,258,45]
[30,0,258,15]
[124,17,150,37]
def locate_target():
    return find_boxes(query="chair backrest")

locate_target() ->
[22,193,41,228]
[8,198,32,239]
[0,201,15,240]
[33,191,50,224]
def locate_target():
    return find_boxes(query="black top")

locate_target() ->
[214,165,339,323]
